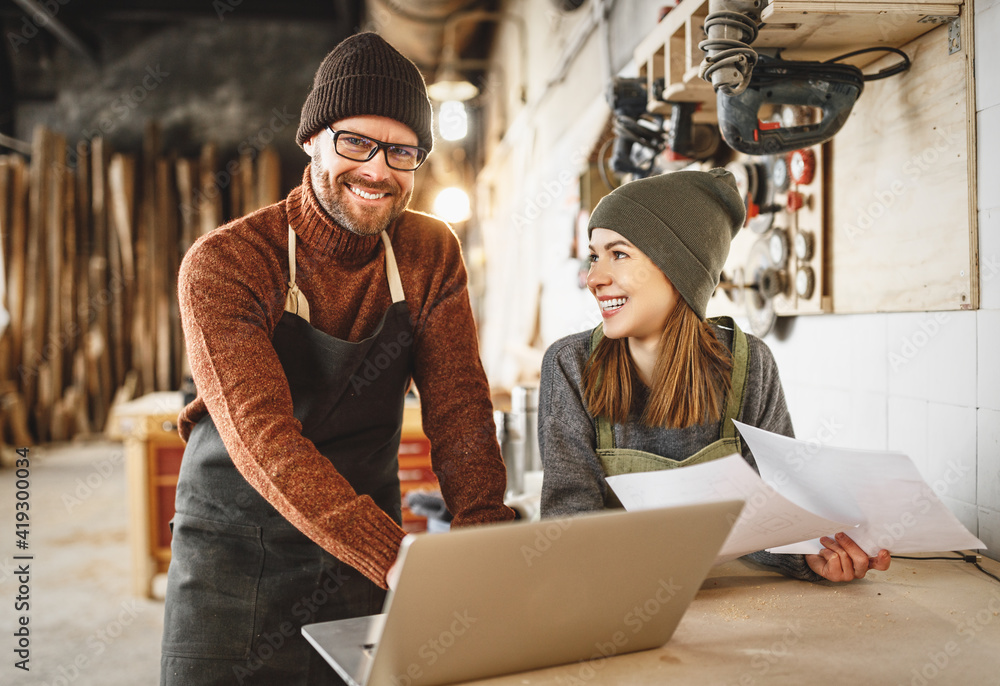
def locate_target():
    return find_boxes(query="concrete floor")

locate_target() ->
[1,440,163,686]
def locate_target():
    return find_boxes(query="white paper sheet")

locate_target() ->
[605,455,860,564]
[732,421,986,556]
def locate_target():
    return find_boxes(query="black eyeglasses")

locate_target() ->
[325,127,428,171]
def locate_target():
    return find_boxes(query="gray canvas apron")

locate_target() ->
[590,317,749,507]
[161,227,413,685]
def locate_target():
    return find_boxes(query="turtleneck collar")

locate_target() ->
[285,165,385,266]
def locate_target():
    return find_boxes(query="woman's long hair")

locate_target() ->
[583,300,733,428]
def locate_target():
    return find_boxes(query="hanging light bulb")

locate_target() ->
[433,187,471,223]
[439,100,468,141]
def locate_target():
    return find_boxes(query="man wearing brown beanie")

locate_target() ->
[161,32,514,685]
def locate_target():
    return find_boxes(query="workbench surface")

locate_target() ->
[467,553,1000,685]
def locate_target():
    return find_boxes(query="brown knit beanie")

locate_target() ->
[588,169,745,320]
[296,32,434,152]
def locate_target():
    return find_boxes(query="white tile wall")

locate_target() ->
[978,310,1000,411]
[978,408,1000,509]
[976,0,1000,561]
[979,507,1000,553]
[975,2,1000,111]
[978,106,1000,211]
[981,207,1000,310]
[926,402,978,505]
[979,0,1000,15]
[786,386,853,448]
[941,496,980,536]
[848,390,888,450]
[767,314,855,391]
[887,313,930,400]
[888,396,929,475]
[925,311,978,407]
[848,314,889,394]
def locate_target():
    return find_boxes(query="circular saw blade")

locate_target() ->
[746,237,778,337]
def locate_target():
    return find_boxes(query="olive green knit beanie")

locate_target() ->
[296,32,434,152]
[587,169,745,320]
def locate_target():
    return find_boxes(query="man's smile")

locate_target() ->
[346,184,390,201]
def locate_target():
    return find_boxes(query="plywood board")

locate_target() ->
[760,4,958,66]
[829,22,975,312]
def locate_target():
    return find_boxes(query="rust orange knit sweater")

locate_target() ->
[177,168,514,588]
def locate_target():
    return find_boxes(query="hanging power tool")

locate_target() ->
[605,76,665,179]
[698,0,911,155]
[601,76,720,188]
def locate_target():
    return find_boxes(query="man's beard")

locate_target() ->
[310,155,412,236]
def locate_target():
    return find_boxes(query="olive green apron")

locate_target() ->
[590,316,749,506]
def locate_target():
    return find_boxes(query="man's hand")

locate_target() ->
[806,531,891,582]
[386,556,403,590]
[387,535,418,590]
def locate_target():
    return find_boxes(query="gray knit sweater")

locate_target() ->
[539,323,823,582]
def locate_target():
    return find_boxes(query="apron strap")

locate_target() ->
[283,227,407,321]
[284,226,311,322]
[588,325,617,452]
[380,231,405,304]
[708,316,750,443]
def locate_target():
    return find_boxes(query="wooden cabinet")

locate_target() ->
[108,391,185,599]
[399,402,440,532]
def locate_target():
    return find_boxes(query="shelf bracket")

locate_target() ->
[918,15,961,55]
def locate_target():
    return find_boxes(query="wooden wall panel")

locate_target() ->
[829,23,976,312]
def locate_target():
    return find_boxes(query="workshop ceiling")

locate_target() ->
[0,0,500,75]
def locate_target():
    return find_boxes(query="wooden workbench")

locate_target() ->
[465,553,1000,685]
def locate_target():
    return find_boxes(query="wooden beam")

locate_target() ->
[5,156,27,382]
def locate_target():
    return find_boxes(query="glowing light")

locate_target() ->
[433,187,471,223]
[439,100,468,141]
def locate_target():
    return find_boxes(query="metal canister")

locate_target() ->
[502,386,539,497]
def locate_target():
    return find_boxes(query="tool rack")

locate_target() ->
[632,0,976,325]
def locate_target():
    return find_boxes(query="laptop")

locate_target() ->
[303,500,743,686]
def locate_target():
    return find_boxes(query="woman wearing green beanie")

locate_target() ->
[538,169,890,583]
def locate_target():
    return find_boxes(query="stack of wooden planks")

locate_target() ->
[0,123,282,445]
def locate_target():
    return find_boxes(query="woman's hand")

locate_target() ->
[805,531,891,582]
